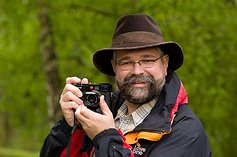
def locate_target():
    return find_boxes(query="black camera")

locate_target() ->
[74,83,112,112]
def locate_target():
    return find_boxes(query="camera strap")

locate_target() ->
[65,124,77,157]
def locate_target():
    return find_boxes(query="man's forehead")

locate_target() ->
[114,47,161,58]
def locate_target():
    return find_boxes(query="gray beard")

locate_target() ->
[117,73,166,105]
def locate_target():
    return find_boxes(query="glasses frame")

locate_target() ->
[114,55,164,71]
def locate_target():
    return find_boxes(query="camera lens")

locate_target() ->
[86,94,98,104]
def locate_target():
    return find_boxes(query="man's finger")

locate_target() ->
[75,105,91,122]
[81,78,89,84]
[66,77,81,84]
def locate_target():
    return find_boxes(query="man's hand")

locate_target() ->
[75,95,115,139]
[59,77,88,127]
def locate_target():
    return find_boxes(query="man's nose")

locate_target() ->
[131,62,144,75]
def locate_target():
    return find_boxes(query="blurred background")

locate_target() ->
[0,0,236,156]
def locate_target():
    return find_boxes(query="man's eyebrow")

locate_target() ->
[140,54,157,58]
[116,56,131,62]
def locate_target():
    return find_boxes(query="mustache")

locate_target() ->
[121,74,156,86]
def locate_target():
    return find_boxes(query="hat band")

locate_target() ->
[112,31,164,48]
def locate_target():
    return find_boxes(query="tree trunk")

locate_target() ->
[0,112,10,146]
[37,0,62,126]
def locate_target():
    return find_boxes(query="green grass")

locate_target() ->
[0,147,38,157]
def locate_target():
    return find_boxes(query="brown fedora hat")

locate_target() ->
[93,13,183,76]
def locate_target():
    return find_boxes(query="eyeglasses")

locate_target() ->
[114,56,164,71]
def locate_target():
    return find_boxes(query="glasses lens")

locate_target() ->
[140,60,154,68]
[117,61,132,70]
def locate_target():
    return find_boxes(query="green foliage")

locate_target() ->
[0,147,38,157]
[0,0,236,156]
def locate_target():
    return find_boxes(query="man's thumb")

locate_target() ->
[99,95,110,115]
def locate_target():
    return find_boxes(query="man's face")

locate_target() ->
[111,47,169,105]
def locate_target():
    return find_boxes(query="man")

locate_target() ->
[40,13,212,157]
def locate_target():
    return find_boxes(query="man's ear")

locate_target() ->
[163,55,169,71]
[111,59,116,72]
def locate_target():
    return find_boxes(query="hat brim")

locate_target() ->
[93,41,183,76]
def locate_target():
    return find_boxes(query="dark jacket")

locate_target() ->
[40,71,212,157]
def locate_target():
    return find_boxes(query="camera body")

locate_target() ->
[74,83,112,112]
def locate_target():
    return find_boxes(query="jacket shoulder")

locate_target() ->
[172,104,209,144]
[148,105,212,157]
